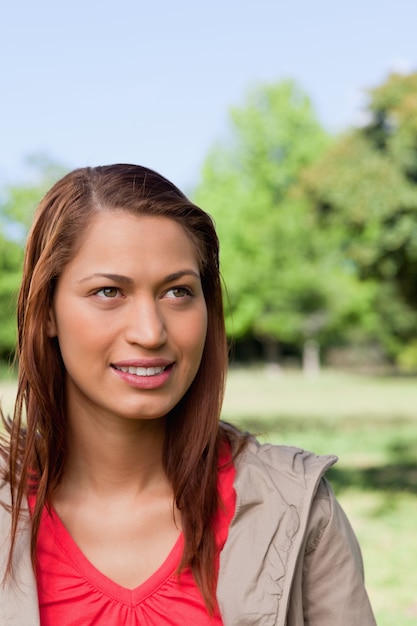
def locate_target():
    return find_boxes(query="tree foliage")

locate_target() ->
[0,236,22,360]
[301,72,417,361]
[0,156,67,359]
[194,81,374,360]
[303,73,417,296]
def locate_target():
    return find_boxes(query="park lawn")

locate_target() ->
[1,367,417,624]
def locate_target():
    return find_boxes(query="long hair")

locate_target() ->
[1,164,231,611]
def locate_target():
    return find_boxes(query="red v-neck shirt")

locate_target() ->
[33,450,236,625]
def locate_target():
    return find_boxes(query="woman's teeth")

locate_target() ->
[115,365,166,376]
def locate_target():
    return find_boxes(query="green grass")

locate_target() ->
[2,367,417,624]
[223,367,417,626]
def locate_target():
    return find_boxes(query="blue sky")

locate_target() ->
[1,0,416,193]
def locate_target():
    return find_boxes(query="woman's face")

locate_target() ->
[47,211,208,424]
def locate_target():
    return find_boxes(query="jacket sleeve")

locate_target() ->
[296,478,377,626]
[0,480,40,626]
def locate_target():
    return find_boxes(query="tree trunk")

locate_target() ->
[302,339,320,377]
[260,336,282,375]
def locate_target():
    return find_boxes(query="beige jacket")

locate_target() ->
[217,439,377,625]
[0,440,377,625]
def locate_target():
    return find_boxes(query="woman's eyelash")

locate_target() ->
[166,286,193,298]
[95,287,121,298]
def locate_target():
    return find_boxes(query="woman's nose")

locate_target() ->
[124,297,167,348]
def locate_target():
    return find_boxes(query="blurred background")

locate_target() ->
[1,1,417,623]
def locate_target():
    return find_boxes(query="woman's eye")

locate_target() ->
[96,287,120,298]
[165,287,191,299]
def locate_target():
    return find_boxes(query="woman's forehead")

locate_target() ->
[61,211,202,277]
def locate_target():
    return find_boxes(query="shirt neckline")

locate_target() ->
[45,506,184,607]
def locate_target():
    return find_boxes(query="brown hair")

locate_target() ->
[1,164,232,611]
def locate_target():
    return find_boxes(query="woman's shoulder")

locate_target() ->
[0,445,8,478]
[222,422,338,488]
[243,437,337,476]
[219,423,338,528]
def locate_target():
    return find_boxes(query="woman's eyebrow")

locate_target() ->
[77,273,134,285]
[77,270,200,284]
[165,270,201,281]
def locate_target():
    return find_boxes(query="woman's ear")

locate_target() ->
[46,308,57,338]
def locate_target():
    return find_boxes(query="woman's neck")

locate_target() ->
[59,400,168,500]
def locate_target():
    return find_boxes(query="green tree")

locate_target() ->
[194,81,372,364]
[0,155,67,360]
[301,72,417,363]
[0,235,22,360]
[1,155,67,236]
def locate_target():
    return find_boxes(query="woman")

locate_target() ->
[0,164,376,625]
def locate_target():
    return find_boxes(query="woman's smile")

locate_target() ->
[47,211,208,424]
[112,364,170,376]
[110,360,175,389]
